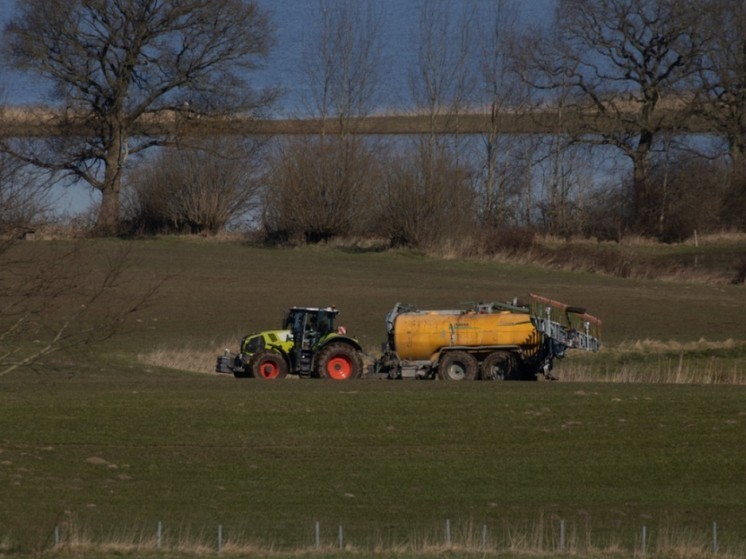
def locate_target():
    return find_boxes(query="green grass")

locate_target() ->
[2,374,745,555]
[1,238,745,557]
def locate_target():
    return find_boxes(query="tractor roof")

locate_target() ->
[288,306,338,313]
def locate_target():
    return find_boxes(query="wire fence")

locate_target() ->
[17,517,742,558]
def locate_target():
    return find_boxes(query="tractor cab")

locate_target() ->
[284,306,338,337]
[283,306,339,373]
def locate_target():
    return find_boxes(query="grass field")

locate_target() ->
[1,238,745,558]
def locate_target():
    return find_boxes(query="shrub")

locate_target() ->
[123,137,265,235]
[262,136,379,244]
[369,144,477,250]
[0,154,53,237]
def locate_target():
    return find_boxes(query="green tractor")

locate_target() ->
[216,306,365,380]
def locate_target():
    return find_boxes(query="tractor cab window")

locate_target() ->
[288,310,305,334]
[289,310,316,349]
[316,311,333,334]
[299,312,313,333]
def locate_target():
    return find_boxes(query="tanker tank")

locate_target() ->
[390,309,541,361]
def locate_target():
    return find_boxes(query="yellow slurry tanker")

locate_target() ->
[374,294,601,380]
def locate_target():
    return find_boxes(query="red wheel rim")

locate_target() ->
[326,356,352,380]
[258,360,279,379]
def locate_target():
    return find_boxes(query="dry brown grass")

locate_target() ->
[139,338,745,385]
[558,338,746,384]
[477,240,741,284]
[138,340,236,374]
[41,517,746,559]
[680,231,746,245]
[559,360,746,385]
[416,230,746,284]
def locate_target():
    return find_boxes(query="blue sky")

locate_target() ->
[1,0,555,110]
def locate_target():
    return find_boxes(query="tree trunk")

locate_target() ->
[94,128,126,236]
[632,131,653,235]
[729,133,746,169]
[484,101,498,225]
[95,183,121,236]
[725,139,746,229]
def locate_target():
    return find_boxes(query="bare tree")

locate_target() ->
[0,90,56,237]
[372,145,476,249]
[530,49,595,237]
[532,0,708,235]
[646,148,727,241]
[697,0,746,228]
[698,0,746,165]
[409,0,476,160]
[264,0,383,244]
[302,0,384,135]
[2,0,275,236]
[475,0,525,227]
[535,142,598,236]
[389,0,477,250]
[124,137,266,235]
[0,153,54,237]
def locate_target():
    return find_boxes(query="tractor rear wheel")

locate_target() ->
[249,350,288,380]
[439,351,478,380]
[315,343,363,380]
[480,351,516,380]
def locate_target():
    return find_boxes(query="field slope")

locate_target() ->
[0,239,744,558]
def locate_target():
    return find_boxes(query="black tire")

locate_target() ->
[315,343,363,380]
[438,351,478,380]
[230,356,251,378]
[480,351,517,380]
[249,350,288,380]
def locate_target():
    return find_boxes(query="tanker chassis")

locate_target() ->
[216,294,601,381]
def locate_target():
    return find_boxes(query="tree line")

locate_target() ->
[1,0,745,246]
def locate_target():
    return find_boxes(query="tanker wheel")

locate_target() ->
[249,350,288,380]
[439,351,478,381]
[480,351,517,380]
[315,343,363,380]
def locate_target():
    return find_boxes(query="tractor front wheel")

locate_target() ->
[249,350,288,380]
[315,343,363,380]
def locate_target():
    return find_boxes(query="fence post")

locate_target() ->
[445,519,451,546]
[315,521,320,549]
[559,519,565,553]
[54,526,60,547]
[157,521,162,549]
[338,525,343,550]
[713,522,718,554]
[482,524,487,551]
[218,525,222,553]
[641,525,647,556]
